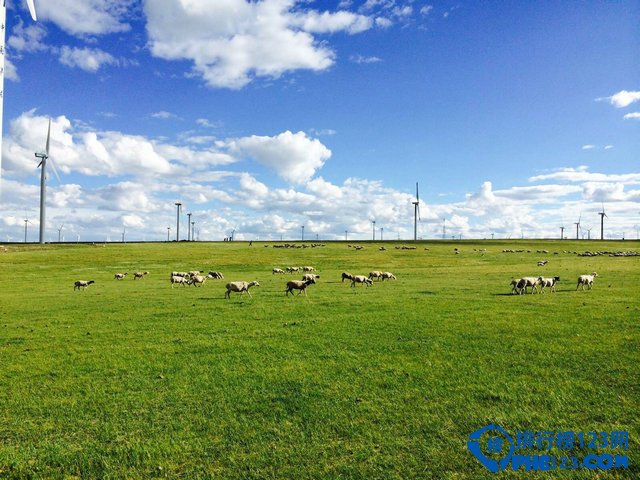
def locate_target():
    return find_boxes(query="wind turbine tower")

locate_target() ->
[574,214,581,240]
[57,224,63,242]
[35,119,59,244]
[0,0,37,196]
[412,183,421,241]
[599,205,607,240]
[560,225,565,239]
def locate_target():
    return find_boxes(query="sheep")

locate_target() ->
[302,266,315,272]
[207,271,224,279]
[74,280,95,290]
[537,260,548,266]
[381,272,396,281]
[510,278,523,295]
[190,274,207,287]
[576,272,598,291]
[538,276,560,293]
[225,280,260,299]
[518,276,542,294]
[272,268,285,275]
[134,271,149,280]
[286,266,300,273]
[114,272,128,280]
[171,275,189,288]
[341,272,354,282]
[285,278,315,296]
[171,271,190,278]
[302,273,320,283]
[188,270,204,277]
[351,275,373,287]
[368,271,383,281]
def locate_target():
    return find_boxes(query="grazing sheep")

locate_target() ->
[207,271,224,279]
[272,268,285,275]
[538,276,560,293]
[302,273,320,283]
[302,266,315,272]
[518,276,542,294]
[351,275,373,287]
[190,274,207,287]
[368,271,383,281]
[188,270,204,277]
[171,275,190,288]
[286,266,300,273]
[171,271,190,278]
[114,273,128,280]
[510,278,523,295]
[286,278,315,296]
[381,272,396,281]
[537,260,548,266]
[576,272,598,291]
[134,271,149,280]
[341,272,354,283]
[225,280,260,299]
[74,280,95,290]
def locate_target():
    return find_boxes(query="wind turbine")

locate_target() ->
[586,226,592,240]
[24,216,31,243]
[35,119,60,244]
[57,224,63,242]
[574,213,581,240]
[560,223,565,239]
[0,1,38,195]
[598,204,607,240]
[412,182,421,241]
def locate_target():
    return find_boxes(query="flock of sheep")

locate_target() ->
[510,272,598,294]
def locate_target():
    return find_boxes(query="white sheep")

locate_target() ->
[171,271,190,278]
[74,280,95,290]
[538,276,560,293]
[225,281,260,299]
[114,273,128,280]
[134,271,149,280]
[272,268,285,275]
[381,272,396,281]
[302,273,320,283]
[207,271,224,279]
[517,277,542,294]
[190,274,207,287]
[171,275,189,288]
[341,272,354,282]
[302,266,315,272]
[188,270,203,277]
[351,275,373,287]
[285,278,315,296]
[576,272,598,291]
[368,271,383,281]
[537,260,548,266]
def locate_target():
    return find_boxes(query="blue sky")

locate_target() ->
[1,0,638,242]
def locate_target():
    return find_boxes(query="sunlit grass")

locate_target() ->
[0,240,638,478]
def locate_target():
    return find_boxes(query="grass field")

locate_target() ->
[0,240,638,479]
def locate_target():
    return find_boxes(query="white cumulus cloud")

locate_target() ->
[58,46,118,72]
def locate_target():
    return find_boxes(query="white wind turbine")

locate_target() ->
[0,0,38,196]
[35,119,60,244]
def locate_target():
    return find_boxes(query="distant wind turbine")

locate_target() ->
[35,119,61,244]
[574,213,581,240]
[599,204,607,240]
[57,224,64,243]
[0,1,38,196]
[412,182,421,241]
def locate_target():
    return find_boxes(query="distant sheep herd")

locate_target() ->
[70,245,612,298]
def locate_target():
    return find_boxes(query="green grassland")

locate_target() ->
[0,240,638,479]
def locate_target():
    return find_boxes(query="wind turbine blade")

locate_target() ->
[417,204,421,221]
[26,0,37,21]
[45,118,51,156]
[49,157,61,184]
